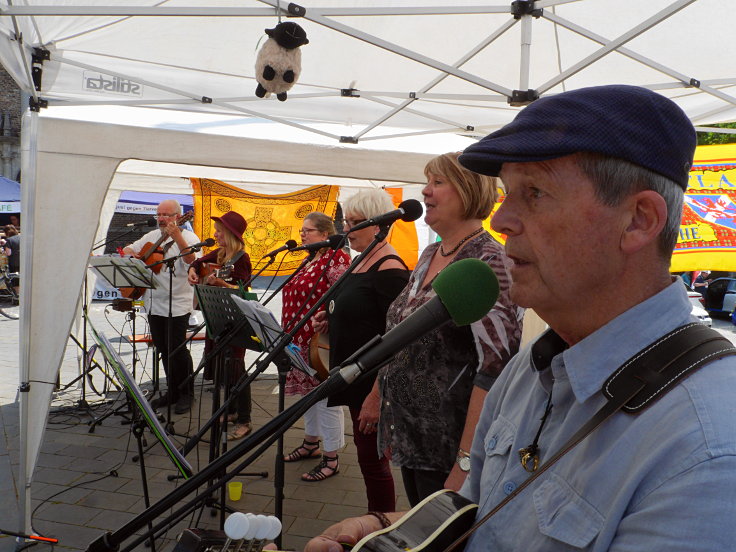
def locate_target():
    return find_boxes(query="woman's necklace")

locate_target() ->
[439,227,484,257]
[356,242,386,271]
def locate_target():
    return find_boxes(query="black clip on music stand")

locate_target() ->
[193,285,268,525]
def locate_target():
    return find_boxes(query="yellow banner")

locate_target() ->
[384,188,419,270]
[672,143,736,272]
[191,178,339,276]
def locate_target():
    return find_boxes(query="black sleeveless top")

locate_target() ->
[326,254,410,409]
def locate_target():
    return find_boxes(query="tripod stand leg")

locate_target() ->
[133,423,157,552]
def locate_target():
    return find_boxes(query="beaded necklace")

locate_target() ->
[438,227,484,257]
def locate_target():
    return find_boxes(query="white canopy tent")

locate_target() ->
[0,0,735,540]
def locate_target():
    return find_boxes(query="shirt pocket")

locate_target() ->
[532,473,604,549]
[479,417,516,499]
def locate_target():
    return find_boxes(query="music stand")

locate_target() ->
[193,285,266,524]
[88,255,157,380]
[88,319,193,552]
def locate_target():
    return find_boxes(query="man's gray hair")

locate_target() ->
[576,153,683,258]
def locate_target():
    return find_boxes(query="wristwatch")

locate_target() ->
[456,448,471,472]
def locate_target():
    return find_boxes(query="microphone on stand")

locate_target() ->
[346,199,424,233]
[261,239,298,259]
[335,258,499,385]
[185,238,216,252]
[125,218,157,228]
[290,234,345,253]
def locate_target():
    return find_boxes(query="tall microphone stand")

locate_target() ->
[261,254,313,306]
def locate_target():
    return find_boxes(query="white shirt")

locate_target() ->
[129,228,201,317]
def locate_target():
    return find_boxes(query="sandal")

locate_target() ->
[226,423,252,441]
[301,454,339,482]
[284,439,321,462]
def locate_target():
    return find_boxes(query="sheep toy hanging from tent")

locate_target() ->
[255,22,309,102]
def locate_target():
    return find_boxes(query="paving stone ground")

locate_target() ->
[0,281,410,552]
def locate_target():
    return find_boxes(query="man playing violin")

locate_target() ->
[123,199,201,415]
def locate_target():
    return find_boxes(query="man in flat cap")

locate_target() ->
[299,85,736,551]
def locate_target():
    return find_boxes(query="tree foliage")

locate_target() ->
[697,122,736,145]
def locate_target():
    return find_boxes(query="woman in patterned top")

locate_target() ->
[281,211,351,481]
[360,152,524,506]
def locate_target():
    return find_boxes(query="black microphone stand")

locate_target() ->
[261,253,313,306]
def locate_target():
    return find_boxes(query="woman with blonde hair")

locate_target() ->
[188,211,254,440]
[361,152,523,505]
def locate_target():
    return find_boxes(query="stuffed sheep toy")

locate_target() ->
[255,22,309,102]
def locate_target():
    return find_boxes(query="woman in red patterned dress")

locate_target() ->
[281,212,351,481]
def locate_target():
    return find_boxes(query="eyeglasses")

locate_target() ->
[157,212,177,217]
[342,218,367,227]
[299,227,319,234]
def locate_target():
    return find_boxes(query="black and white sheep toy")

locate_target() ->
[255,22,309,102]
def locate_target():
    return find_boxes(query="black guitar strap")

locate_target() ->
[447,322,736,551]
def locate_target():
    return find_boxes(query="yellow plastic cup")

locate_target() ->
[228,481,243,501]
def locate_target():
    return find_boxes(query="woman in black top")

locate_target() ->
[313,189,410,511]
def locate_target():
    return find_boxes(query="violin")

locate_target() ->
[119,211,195,299]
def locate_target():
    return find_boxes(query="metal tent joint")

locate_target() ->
[340,136,359,144]
[689,78,701,88]
[31,47,50,92]
[19,382,30,393]
[511,1,542,20]
[28,97,48,112]
[341,88,360,98]
[201,96,213,103]
[509,89,539,106]
[287,3,306,17]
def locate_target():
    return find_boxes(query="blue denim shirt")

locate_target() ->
[461,280,736,551]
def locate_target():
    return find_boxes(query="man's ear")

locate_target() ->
[620,190,668,254]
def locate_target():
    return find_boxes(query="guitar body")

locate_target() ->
[198,262,234,282]
[308,332,330,382]
[352,490,477,552]
[118,211,194,299]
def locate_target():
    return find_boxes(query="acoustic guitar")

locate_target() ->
[308,332,330,382]
[349,489,477,552]
[119,211,195,299]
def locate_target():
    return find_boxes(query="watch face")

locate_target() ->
[458,456,471,472]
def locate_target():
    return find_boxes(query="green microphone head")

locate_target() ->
[431,258,500,326]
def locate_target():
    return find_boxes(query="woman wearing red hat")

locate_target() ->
[188,210,254,440]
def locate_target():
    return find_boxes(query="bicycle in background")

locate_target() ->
[0,267,19,320]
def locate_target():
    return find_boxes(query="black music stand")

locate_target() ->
[88,255,156,380]
[88,319,194,552]
[193,285,266,525]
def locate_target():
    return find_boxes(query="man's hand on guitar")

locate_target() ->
[163,220,182,238]
[187,268,199,286]
[303,515,383,552]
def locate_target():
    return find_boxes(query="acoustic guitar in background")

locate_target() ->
[119,211,194,299]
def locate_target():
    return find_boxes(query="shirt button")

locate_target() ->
[390,425,395,430]
[488,436,498,449]
[503,481,517,495]
[385,401,390,406]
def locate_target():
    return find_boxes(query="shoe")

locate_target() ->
[284,439,321,462]
[149,393,170,410]
[227,423,252,441]
[301,454,339,482]
[174,395,193,415]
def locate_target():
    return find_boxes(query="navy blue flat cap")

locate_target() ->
[459,85,696,190]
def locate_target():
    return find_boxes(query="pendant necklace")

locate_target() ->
[439,227,484,257]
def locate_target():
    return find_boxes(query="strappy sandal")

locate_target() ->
[283,439,321,462]
[301,454,339,482]
[226,423,252,441]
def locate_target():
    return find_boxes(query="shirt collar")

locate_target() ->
[531,279,694,404]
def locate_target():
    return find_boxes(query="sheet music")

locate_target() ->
[231,295,316,378]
